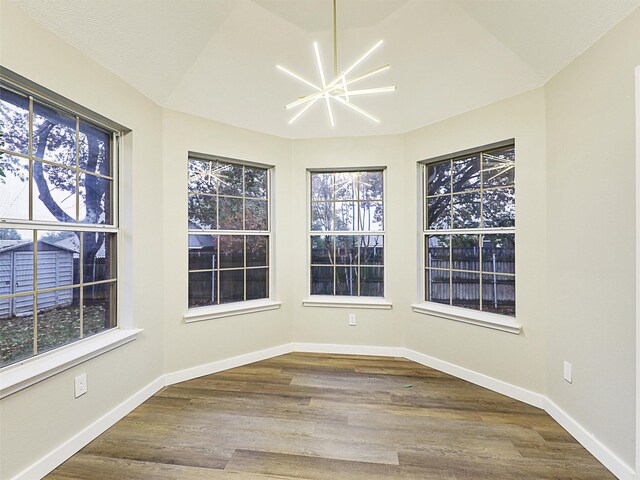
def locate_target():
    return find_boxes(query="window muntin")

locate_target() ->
[187,156,271,307]
[309,170,384,297]
[0,83,119,369]
[423,144,515,316]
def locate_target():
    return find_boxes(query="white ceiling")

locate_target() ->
[9,0,640,139]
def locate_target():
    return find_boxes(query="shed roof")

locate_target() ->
[0,240,76,254]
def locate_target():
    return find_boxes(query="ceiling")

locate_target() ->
[9,0,640,139]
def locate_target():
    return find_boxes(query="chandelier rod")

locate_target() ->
[333,0,338,78]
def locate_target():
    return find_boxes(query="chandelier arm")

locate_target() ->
[332,95,380,123]
[342,40,384,78]
[289,97,321,124]
[313,42,328,88]
[277,65,322,91]
[337,86,396,96]
[286,89,328,110]
[325,95,335,127]
[345,64,390,86]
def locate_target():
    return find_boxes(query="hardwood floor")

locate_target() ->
[46,353,616,479]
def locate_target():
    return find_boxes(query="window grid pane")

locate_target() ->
[0,81,119,369]
[188,157,272,308]
[188,159,270,232]
[423,144,515,316]
[309,170,385,298]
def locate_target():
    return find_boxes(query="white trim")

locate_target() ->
[10,375,163,480]
[183,299,282,323]
[164,343,291,385]
[9,342,631,480]
[291,342,401,357]
[635,64,640,480]
[0,329,141,399]
[411,302,521,334]
[401,348,543,408]
[302,295,392,309]
[545,399,635,480]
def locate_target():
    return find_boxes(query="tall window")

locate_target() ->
[309,169,385,297]
[187,155,271,307]
[0,80,119,368]
[422,142,515,316]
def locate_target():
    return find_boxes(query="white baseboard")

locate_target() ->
[290,342,402,357]
[401,348,546,409]
[12,376,164,480]
[545,398,635,480]
[164,344,293,386]
[12,343,635,480]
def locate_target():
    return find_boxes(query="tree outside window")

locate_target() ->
[309,169,385,297]
[423,143,515,316]
[187,156,271,307]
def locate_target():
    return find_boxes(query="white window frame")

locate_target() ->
[184,153,280,323]
[0,67,139,399]
[303,167,391,310]
[412,140,521,334]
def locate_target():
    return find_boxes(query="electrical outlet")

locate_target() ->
[348,314,356,326]
[75,373,87,398]
[563,361,572,384]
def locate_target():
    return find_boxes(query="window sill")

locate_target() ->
[303,296,393,310]
[411,302,521,334]
[184,299,282,323]
[0,328,142,399]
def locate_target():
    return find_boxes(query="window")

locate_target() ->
[187,154,271,307]
[422,142,515,316]
[0,80,119,369]
[309,169,385,297]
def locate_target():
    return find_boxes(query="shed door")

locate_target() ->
[13,252,34,316]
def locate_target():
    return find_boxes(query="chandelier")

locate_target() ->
[277,0,396,127]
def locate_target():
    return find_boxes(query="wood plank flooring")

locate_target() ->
[46,353,616,479]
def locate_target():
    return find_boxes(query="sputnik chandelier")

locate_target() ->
[277,0,395,127]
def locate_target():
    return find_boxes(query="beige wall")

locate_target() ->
[403,89,548,394]
[290,136,405,347]
[161,110,293,373]
[0,2,165,479]
[545,8,640,467]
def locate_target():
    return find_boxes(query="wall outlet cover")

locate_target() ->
[563,361,572,384]
[75,373,87,398]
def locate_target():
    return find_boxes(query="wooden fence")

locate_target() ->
[427,247,515,315]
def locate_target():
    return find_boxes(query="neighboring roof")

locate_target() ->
[188,222,217,249]
[189,233,216,249]
[54,236,106,258]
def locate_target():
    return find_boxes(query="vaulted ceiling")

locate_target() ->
[9,0,640,138]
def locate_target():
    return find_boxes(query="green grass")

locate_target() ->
[0,304,109,367]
